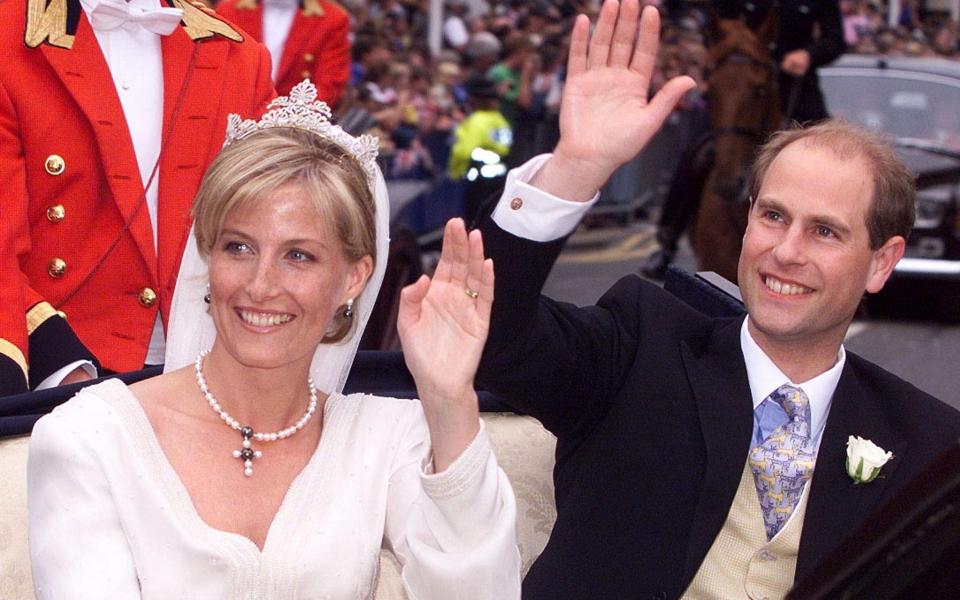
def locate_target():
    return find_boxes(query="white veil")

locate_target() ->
[163,167,391,396]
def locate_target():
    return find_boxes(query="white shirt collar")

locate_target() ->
[740,316,845,439]
[263,0,300,8]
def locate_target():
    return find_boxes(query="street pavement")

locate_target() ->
[540,221,960,409]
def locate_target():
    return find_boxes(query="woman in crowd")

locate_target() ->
[27,81,519,599]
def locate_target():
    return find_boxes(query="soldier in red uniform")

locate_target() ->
[0,0,275,395]
[216,0,350,107]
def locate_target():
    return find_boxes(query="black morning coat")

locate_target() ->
[476,220,960,600]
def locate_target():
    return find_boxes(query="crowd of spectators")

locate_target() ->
[324,0,959,202]
[333,0,578,194]
[841,0,959,56]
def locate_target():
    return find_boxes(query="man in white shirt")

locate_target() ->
[0,0,274,395]
[467,1,960,598]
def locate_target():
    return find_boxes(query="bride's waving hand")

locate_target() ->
[397,218,494,472]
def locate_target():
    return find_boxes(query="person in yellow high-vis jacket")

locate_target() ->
[449,75,512,220]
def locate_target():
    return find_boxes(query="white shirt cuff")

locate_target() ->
[490,153,599,242]
[35,361,97,391]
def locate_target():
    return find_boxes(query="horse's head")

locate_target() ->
[706,13,781,204]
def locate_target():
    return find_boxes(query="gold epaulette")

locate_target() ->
[25,0,75,49]
[302,0,325,18]
[170,0,243,41]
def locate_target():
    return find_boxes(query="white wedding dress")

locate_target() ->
[28,379,519,599]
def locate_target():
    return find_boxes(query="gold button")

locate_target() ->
[138,287,157,308]
[303,53,314,63]
[301,70,311,79]
[47,258,67,278]
[45,154,65,176]
[510,197,523,210]
[46,204,65,223]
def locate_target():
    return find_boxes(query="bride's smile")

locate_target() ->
[236,308,295,329]
[206,184,372,372]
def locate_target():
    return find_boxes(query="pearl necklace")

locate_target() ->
[194,349,319,477]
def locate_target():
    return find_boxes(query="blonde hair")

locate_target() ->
[192,127,377,343]
[750,120,916,250]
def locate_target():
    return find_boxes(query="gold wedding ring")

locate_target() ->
[464,287,479,299]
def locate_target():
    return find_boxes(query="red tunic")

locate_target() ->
[0,0,276,392]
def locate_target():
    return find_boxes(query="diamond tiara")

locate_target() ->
[223,79,380,184]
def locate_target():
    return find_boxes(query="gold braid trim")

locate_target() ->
[0,339,28,384]
[234,0,257,10]
[169,0,243,42]
[25,0,76,49]
[302,0,325,17]
[26,301,66,335]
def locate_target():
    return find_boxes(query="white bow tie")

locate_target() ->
[88,0,183,35]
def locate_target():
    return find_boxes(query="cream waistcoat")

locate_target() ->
[682,460,811,600]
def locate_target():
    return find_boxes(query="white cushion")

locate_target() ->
[0,436,32,600]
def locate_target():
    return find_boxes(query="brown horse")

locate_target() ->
[690,13,781,283]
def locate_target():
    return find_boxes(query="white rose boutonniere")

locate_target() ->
[846,436,893,484]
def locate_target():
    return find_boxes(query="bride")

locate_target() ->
[27,82,519,599]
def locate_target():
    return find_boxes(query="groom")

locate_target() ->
[474,1,960,598]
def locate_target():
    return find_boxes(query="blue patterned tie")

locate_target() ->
[748,384,817,540]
